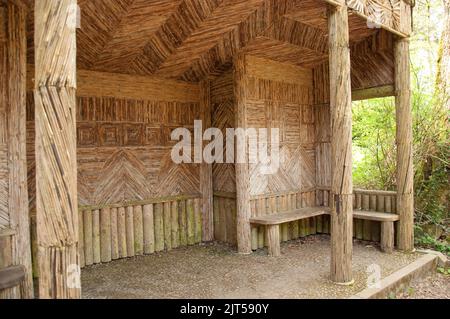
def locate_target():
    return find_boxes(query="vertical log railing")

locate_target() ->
[35,0,80,298]
[395,37,414,251]
[78,196,202,268]
[234,54,252,254]
[200,80,214,242]
[328,3,354,284]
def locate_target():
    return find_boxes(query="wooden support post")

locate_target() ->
[234,54,252,254]
[266,225,281,257]
[395,37,414,252]
[328,3,353,284]
[380,221,394,253]
[200,80,214,242]
[35,0,80,298]
[1,1,34,298]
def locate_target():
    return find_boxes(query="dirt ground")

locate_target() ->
[81,235,422,299]
[396,272,450,299]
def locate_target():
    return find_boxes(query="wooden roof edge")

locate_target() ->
[352,85,395,101]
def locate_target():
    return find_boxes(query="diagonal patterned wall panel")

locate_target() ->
[27,93,201,208]
[211,70,236,193]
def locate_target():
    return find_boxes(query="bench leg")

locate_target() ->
[381,221,394,253]
[266,225,281,257]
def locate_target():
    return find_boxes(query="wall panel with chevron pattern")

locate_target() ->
[26,88,201,211]
[245,56,316,197]
[211,70,236,194]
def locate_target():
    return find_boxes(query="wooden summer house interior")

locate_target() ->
[0,0,414,298]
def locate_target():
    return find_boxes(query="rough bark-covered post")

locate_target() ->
[200,80,214,241]
[0,1,34,299]
[328,3,353,284]
[395,37,414,252]
[234,54,252,254]
[34,0,80,298]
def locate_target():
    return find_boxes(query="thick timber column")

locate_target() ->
[395,37,414,251]
[0,1,34,299]
[35,0,80,298]
[234,54,251,254]
[200,79,214,242]
[328,3,353,284]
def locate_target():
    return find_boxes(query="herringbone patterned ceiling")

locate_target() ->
[24,0,385,82]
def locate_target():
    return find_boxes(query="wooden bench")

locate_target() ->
[250,207,399,256]
[0,266,25,291]
[250,207,331,257]
[0,229,26,292]
[353,210,399,253]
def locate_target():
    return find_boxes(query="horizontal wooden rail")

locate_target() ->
[0,228,16,238]
[352,85,395,101]
[250,188,316,201]
[79,194,201,211]
[353,189,397,196]
[213,191,236,199]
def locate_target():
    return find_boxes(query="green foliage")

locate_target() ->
[437,267,450,275]
[352,0,449,253]
[352,98,396,190]
[416,235,450,255]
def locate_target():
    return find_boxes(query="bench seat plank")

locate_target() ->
[0,266,25,290]
[353,210,399,222]
[250,207,331,225]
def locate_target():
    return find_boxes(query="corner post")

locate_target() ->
[1,1,34,299]
[234,54,252,254]
[200,79,214,242]
[395,37,414,251]
[328,3,354,284]
[34,0,80,298]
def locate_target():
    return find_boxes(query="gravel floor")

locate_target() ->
[396,272,450,299]
[81,235,421,299]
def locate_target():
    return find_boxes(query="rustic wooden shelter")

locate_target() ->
[0,0,414,299]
